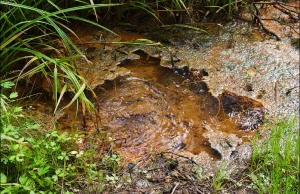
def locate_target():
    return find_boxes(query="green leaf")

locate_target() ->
[0,94,9,100]
[23,178,35,190]
[0,173,7,184]
[0,81,15,89]
[57,155,64,160]
[30,124,40,130]
[16,153,25,162]
[9,155,16,161]
[38,166,50,176]
[13,107,22,113]
[1,157,8,164]
[9,92,18,99]
[42,177,52,187]
[63,83,86,109]
[52,175,58,182]
[2,124,14,133]
[19,175,29,185]
[50,142,56,147]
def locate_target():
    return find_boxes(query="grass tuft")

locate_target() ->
[250,118,299,194]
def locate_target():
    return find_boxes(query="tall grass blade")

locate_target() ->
[0,27,32,49]
[53,65,58,105]
[63,83,86,110]
[54,84,67,114]
[89,0,98,22]
[66,16,118,36]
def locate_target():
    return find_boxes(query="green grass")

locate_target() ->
[0,0,213,114]
[0,0,189,113]
[250,118,299,194]
[0,0,122,113]
[212,162,230,193]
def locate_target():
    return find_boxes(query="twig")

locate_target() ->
[234,3,299,36]
[286,86,299,95]
[273,4,299,20]
[252,4,281,41]
[1,134,33,150]
[162,151,200,166]
[171,182,180,194]
[261,18,300,35]
[254,1,300,8]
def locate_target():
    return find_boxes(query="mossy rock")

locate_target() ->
[291,38,300,49]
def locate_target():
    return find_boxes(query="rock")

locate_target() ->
[203,131,242,161]
[136,179,150,188]
[219,90,264,130]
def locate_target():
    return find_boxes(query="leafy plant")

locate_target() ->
[212,162,230,193]
[0,83,122,193]
[102,153,121,173]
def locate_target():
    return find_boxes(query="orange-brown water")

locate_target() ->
[91,53,257,162]
[22,51,260,163]
[20,24,273,164]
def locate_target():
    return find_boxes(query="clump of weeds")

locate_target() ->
[0,81,121,193]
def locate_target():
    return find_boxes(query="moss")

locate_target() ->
[291,38,300,49]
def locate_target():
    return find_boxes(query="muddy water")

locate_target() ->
[23,47,261,164]
[23,22,282,167]
[93,52,257,162]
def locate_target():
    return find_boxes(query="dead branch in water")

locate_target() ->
[251,4,282,40]
[234,1,299,40]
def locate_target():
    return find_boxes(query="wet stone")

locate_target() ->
[219,91,264,130]
[136,180,150,189]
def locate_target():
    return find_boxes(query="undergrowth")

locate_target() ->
[250,118,299,194]
[0,82,121,193]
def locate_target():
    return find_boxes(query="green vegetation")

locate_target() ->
[250,118,299,194]
[206,119,299,193]
[212,163,230,192]
[0,82,121,193]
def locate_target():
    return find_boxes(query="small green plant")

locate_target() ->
[250,118,299,194]
[102,153,121,173]
[0,82,105,193]
[212,163,229,193]
[105,174,119,184]
[192,165,204,180]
